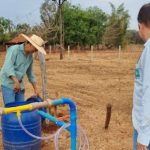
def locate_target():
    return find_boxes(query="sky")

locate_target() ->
[0,0,150,30]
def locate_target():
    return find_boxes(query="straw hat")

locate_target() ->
[21,34,46,55]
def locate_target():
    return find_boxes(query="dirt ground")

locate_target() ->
[0,45,143,150]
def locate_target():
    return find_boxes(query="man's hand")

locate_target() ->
[32,83,40,97]
[137,143,148,150]
[11,76,20,92]
[14,80,20,92]
[34,88,40,97]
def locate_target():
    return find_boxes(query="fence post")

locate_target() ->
[68,45,70,59]
[91,45,94,61]
[49,45,52,54]
[118,45,121,60]
[118,45,122,102]
[105,104,112,129]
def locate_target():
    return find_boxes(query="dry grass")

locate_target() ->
[0,45,143,150]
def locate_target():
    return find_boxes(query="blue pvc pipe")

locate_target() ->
[37,110,71,132]
[52,98,77,150]
[38,98,77,150]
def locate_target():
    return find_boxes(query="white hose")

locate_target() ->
[78,126,89,150]
[18,119,89,150]
[54,124,89,150]
[54,123,70,149]
[18,119,55,140]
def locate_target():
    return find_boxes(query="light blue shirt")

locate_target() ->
[0,44,36,90]
[132,38,150,146]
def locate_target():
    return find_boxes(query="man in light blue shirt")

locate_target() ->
[132,3,150,150]
[0,34,46,106]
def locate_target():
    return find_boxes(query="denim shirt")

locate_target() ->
[132,38,150,146]
[0,44,36,90]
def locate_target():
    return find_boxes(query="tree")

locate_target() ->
[40,0,67,60]
[127,30,143,44]
[63,2,107,46]
[40,0,57,28]
[16,23,32,35]
[40,0,58,42]
[86,7,107,45]
[0,17,14,44]
[103,3,130,48]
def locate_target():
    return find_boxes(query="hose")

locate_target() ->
[54,123,70,150]
[54,124,89,150]
[18,119,55,140]
[18,118,89,150]
[77,126,89,150]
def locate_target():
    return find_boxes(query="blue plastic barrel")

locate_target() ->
[26,96,47,122]
[1,101,41,150]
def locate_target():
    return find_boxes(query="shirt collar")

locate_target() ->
[144,38,150,47]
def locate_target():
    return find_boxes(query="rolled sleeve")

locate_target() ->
[26,60,36,84]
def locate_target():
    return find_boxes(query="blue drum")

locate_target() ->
[1,101,41,150]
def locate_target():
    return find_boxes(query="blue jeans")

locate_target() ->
[133,129,150,150]
[1,85,25,106]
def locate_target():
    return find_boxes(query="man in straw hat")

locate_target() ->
[0,34,46,106]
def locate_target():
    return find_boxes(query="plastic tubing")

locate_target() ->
[18,119,55,140]
[78,126,89,150]
[54,123,70,150]
[18,117,89,150]
[54,124,89,150]
[52,98,77,150]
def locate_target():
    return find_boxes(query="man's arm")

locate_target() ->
[2,46,20,91]
[3,47,17,78]
[137,46,150,147]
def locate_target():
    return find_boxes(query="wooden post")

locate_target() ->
[49,45,52,54]
[118,45,121,60]
[91,45,94,61]
[118,45,121,100]
[105,104,112,129]
[68,45,70,59]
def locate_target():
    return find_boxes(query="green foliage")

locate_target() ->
[0,18,32,44]
[0,2,136,48]
[0,17,14,33]
[0,17,14,44]
[103,3,130,48]
[127,30,144,44]
[63,3,107,45]
[16,23,32,34]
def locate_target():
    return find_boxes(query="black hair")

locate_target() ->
[138,3,150,27]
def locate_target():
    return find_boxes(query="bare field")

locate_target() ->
[0,45,143,150]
